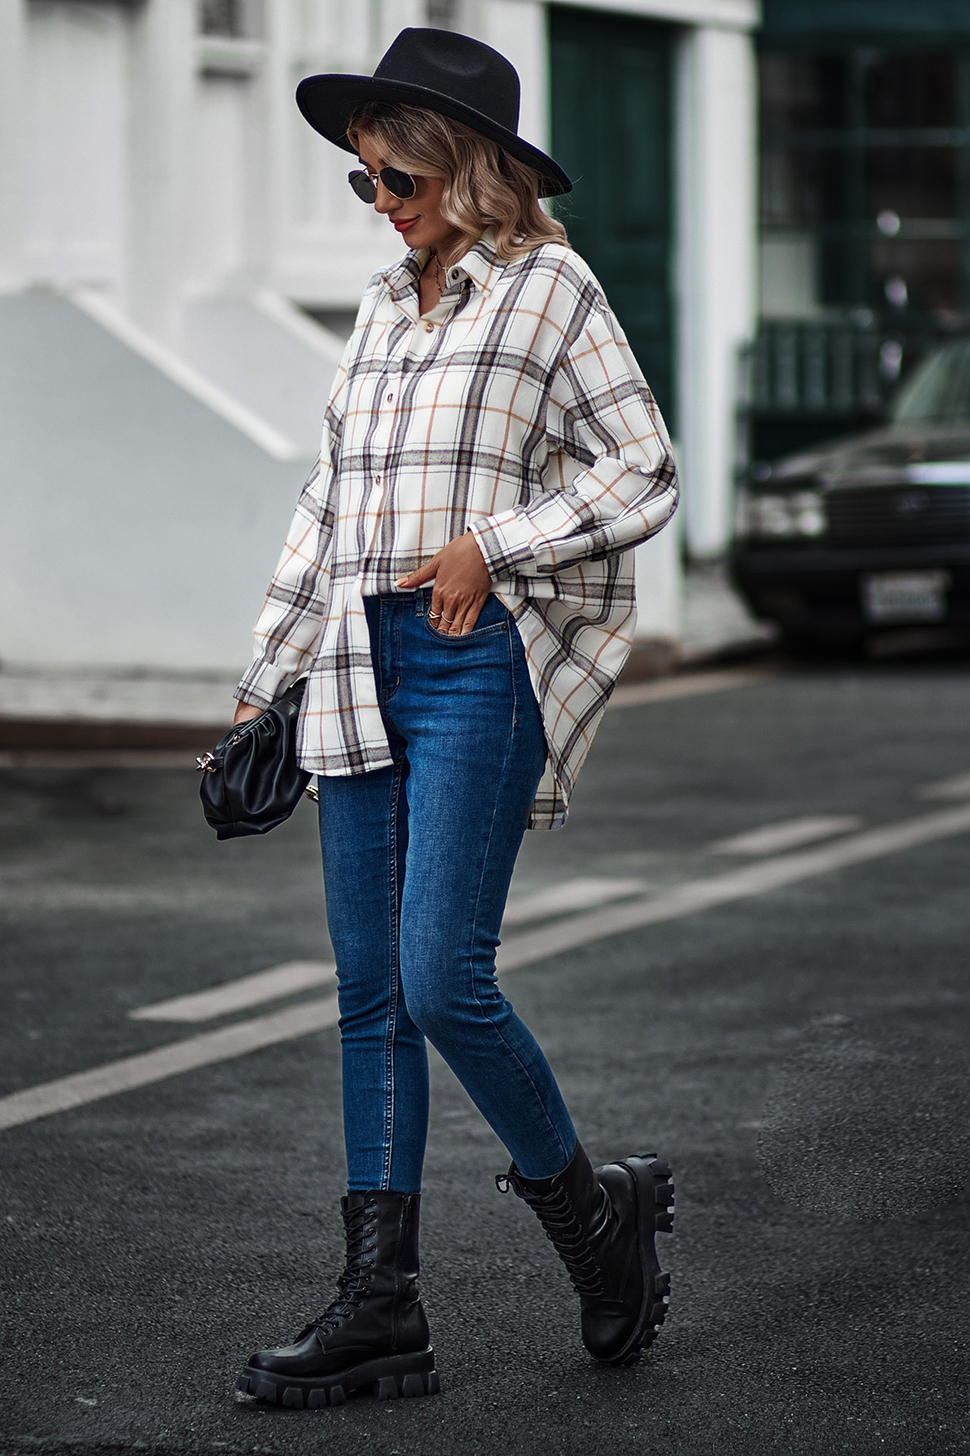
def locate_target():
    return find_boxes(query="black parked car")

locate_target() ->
[731,337,970,650]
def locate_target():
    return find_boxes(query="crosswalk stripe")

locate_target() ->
[0,997,341,1133]
[129,879,647,1023]
[916,769,970,801]
[705,814,863,857]
[130,960,337,1023]
[3,800,970,1133]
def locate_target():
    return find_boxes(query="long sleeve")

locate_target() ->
[233,449,337,707]
[233,364,351,708]
[467,295,679,579]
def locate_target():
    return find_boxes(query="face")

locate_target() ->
[356,139,464,258]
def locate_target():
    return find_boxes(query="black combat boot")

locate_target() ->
[236,1191,439,1408]
[497,1141,673,1366]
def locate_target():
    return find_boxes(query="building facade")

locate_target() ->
[745,1,970,470]
[1,0,758,672]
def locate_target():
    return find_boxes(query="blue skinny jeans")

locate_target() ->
[316,587,578,1193]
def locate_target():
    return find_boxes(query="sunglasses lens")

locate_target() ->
[382,167,416,200]
[348,170,377,203]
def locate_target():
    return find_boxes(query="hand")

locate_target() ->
[397,531,492,635]
[233,701,264,727]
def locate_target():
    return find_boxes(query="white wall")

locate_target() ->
[0,294,305,673]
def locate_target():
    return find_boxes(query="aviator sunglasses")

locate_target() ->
[347,165,417,203]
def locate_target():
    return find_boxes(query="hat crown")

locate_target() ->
[373,27,520,132]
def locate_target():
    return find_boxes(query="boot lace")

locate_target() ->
[295,1199,379,1340]
[496,1171,605,1298]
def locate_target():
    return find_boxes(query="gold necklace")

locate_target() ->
[430,250,446,292]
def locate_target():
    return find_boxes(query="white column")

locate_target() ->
[124,0,196,341]
[675,23,756,559]
[0,0,28,290]
[478,0,550,155]
[634,521,683,644]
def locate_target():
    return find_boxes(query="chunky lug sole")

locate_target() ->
[597,1153,674,1368]
[236,1347,439,1409]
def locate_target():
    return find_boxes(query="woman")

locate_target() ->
[232,28,678,1409]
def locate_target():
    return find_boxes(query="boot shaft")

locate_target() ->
[338,1190,428,1350]
[498,1142,675,1365]
[497,1143,620,1300]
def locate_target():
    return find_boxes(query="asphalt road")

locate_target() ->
[1,656,969,1456]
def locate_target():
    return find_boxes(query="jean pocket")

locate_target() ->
[423,594,510,642]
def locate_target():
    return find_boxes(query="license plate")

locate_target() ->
[861,570,950,623]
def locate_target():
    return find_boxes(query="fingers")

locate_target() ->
[414,533,494,633]
[453,598,485,635]
[396,551,441,589]
[429,592,489,634]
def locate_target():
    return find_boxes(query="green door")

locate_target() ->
[549,6,676,431]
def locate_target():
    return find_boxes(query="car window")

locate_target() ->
[891,340,970,424]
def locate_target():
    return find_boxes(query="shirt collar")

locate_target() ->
[382,225,501,302]
[448,226,500,295]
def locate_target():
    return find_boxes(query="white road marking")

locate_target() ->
[609,664,778,710]
[130,882,645,1024]
[502,876,646,926]
[0,996,341,1133]
[706,814,864,857]
[4,800,970,1133]
[130,960,338,1023]
[915,770,970,801]
[495,802,970,971]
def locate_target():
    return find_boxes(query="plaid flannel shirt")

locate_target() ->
[236,227,679,830]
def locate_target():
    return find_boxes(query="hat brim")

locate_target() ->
[295,74,572,199]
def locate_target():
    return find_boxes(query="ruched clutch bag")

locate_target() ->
[197,678,317,840]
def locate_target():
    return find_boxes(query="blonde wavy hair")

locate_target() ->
[346,101,569,264]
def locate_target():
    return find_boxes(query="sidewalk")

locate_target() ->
[0,563,776,750]
[679,559,776,662]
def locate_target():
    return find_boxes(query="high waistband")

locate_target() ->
[363,586,435,614]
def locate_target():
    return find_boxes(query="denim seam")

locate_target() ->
[462,627,571,1172]
[423,618,508,643]
[380,605,406,1192]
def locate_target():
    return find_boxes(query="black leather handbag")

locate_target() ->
[196,678,317,840]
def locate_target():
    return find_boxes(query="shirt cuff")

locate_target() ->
[467,511,538,579]
[233,658,293,709]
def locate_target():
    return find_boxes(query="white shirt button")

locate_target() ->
[386,392,394,403]
[375,474,381,485]
[424,321,434,332]
[451,270,459,280]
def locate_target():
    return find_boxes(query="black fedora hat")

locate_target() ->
[296,28,572,199]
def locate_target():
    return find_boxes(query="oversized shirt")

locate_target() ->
[235,227,679,830]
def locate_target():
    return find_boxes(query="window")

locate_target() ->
[759,50,970,320]
[199,0,242,36]
[197,0,263,40]
[425,0,462,29]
